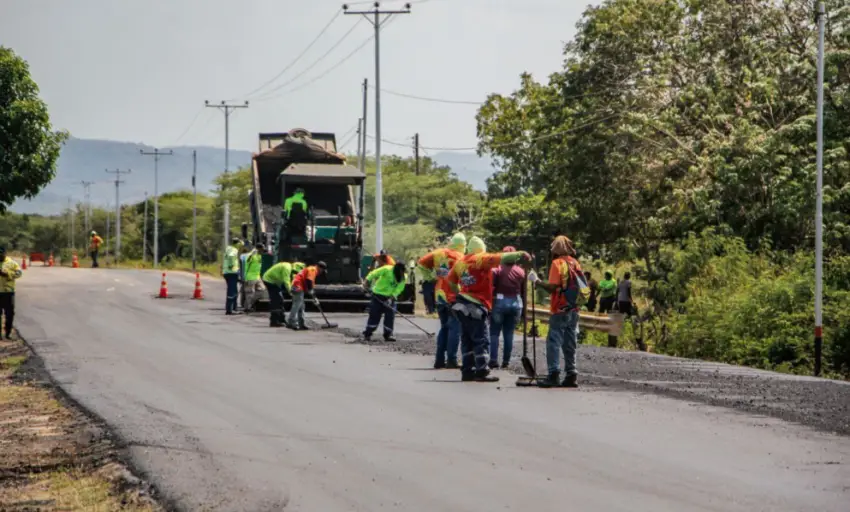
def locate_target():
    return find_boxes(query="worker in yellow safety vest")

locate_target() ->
[0,247,23,340]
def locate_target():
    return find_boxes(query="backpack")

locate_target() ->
[560,257,590,310]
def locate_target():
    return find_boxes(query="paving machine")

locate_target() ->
[244,128,415,313]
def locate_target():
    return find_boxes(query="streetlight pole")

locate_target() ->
[143,192,149,264]
[205,100,249,254]
[814,1,826,376]
[344,2,412,251]
[139,148,174,268]
[192,150,198,271]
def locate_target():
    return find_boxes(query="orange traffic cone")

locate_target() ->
[48,254,54,267]
[193,273,204,300]
[72,253,79,268]
[21,258,27,270]
[158,273,168,299]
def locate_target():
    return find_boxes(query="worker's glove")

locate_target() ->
[312,297,320,306]
[528,271,539,284]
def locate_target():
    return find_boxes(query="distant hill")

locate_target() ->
[10,138,497,215]
[430,152,496,191]
[10,137,253,215]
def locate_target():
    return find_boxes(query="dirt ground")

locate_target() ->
[0,327,163,511]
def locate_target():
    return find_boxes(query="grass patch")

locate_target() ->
[1,355,27,371]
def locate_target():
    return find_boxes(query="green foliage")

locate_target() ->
[0,47,68,212]
[482,193,576,259]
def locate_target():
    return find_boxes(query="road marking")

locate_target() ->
[106,287,115,292]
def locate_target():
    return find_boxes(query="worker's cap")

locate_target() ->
[605,269,614,276]
[317,261,328,270]
[91,231,97,235]
[467,236,486,254]
[231,237,241,244]
[502,246,516,253]
[550,235,576,256]
[448,233,466,252]
[379,249,389,256]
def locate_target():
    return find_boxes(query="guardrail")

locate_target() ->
[530,309,625,337]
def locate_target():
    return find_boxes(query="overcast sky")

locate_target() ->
[2,0,599,155]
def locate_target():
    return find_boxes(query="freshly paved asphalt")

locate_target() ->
[15,267,850,511]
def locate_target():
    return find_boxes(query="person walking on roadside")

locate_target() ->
[362,262,408,342]
[617,271,634,317]
[598,269,617,314]
[418,233,466,369]
[89,231,104,268]
[243,243,265,313]
[530,235,583,388]
[222,238,242,315]
[288,261,327,330]
[448,236,530,382]
[0,247,22,340]
[488,246,526,369]
[584,271,599,313]
[262,261,305,327]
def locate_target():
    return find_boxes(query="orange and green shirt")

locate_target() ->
[90,235,103,251]
[292,265,319,293]
[448,253,505,311]
[418,248,463,304]
[548,255,583,314]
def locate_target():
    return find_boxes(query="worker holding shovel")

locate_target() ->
[448,237,530,383]
[361,261,408,342]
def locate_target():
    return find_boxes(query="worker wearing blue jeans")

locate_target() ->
[489,295,522,368]
[435,303,460,368]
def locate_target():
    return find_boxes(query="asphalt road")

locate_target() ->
[15,267,850,511]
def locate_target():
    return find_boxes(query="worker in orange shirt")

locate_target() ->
[448,236,530,382]
[371,250,395,270]
[89,231,104,268]
[418,233,466,369]
[287,261,327,330]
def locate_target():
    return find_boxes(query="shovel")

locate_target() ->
[376,297,435,337]
[520,277,536,377]
[312,296,338,329]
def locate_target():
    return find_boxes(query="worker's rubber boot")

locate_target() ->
[433,361,446,369]
[473,369,499,383]
[500,362,510,370]
[446,361,460,370]
[361,331,372,341]
[383,335,397,342]
[488,360,498,370]
[561,374,579,388]
[538,372,561,388]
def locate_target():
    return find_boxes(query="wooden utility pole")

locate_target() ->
[414,133,420,176]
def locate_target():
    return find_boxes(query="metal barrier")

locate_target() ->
[532,309,625,336]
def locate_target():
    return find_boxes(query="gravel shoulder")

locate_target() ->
[332,316,850,436]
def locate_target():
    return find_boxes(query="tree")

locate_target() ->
[0,47,67,212]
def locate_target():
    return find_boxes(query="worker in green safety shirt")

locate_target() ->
[243,243,265,313]
[361,262,408,342]
[262,261,305,327]
[284,188,308,218]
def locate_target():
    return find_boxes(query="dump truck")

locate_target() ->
[243,128,415,314]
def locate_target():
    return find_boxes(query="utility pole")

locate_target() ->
[814,1,826,377]
[139,148,174,269]
[143,192,149,264]
[358,78,368,224]
[105,205,111,265]
[344,2,412,252]
[356,117,363,168]
[192,150,198,271]
[105,169,131,262]
[67,197,74,250]
[414,133,420,176]
[205,100,249,255]
[80,181,95,235]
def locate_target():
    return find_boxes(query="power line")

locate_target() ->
[251,28,380,102]
[235,10,343,100]
[369,112,621,152]
[250,18,365,101]
[375,86,483,105]
[169,107,207,146]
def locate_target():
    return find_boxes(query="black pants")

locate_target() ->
[91,250,99,268]
[224,274,239,314]
[364,295,394,338]
[0,293,14,336]
[265,281,287,325]
[618,301,633,317]
[599,296,616,314]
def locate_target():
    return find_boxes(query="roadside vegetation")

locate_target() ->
[3,0,850,379]
[0,323,161,510]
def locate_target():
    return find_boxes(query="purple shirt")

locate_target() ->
[492,264,526,297]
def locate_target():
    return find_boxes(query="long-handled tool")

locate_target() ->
[531,281,538,374]
[520,278,535,377]
[312,295,338,329]
[376,297,435,337]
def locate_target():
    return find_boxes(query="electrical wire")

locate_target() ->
[375,86,483,105]
[250,18,364,101]
[168,107,207,146]
[252,16,397,102]
[233,10,342,100]
[367,112,621,152]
